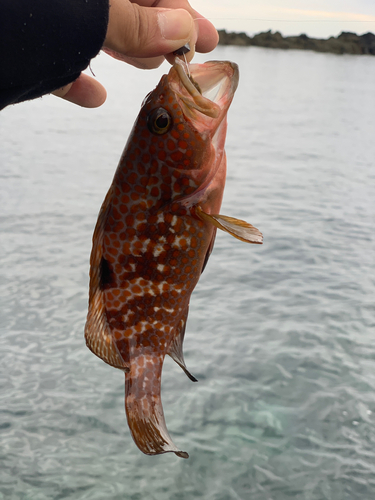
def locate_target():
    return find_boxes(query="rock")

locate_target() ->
[217,29,375,56]
[218,30,251,46]
[360,32,375,54]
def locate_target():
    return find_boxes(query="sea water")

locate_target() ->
[0,45,374,500]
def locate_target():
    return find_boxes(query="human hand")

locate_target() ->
[52,0,218,108]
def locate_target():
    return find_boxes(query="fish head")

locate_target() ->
[135,60,239,202]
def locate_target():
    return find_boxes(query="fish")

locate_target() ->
[85,59,263,459]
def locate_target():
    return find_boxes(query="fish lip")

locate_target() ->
[170,59,239,119]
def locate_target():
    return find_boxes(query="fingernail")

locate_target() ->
[158,9,194,41]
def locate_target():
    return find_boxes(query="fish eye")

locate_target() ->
[147,108,173,135]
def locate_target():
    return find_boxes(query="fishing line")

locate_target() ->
[183,53,191,77]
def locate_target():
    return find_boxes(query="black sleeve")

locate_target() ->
[0,0,109,110]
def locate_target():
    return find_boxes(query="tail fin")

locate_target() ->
[124,352,189,459]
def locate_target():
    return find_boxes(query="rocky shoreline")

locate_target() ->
[218,30,375,55]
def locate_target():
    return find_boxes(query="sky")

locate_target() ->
[198,0,375,38]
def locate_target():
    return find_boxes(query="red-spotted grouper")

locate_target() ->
[85,59,263,459]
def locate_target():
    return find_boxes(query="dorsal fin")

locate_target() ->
[84,188,128,371]
[195,206,263,244]
[168,307,198,382]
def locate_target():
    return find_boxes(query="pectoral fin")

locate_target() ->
[195,206,263,244]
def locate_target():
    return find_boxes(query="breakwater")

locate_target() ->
[218,29,375,55]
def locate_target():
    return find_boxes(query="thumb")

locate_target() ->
[52,73,107,107]
[104,3,196,59]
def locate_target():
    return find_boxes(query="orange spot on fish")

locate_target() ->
[133,241,143,250]
[114,221,125,232]
[171,151,183,162]
[122,242,131,254]
[150,335,159,346]
[166,234,175,244]
[125,215,134,226]
[112,207,121,220]
[135,185,146,194]
[158,150,167,161]
[150,161,158,173]
[160,165,168,176]
[127,172,138,184]
[167,140,175,151]
[191,237,198,248]
[124,328,133,338]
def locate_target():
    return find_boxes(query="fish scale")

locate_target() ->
[85,60,263,458]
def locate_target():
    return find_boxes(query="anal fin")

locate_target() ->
[168,307,197,382]
[195,206,263,244]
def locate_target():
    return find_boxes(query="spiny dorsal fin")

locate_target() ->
[168,307,198,382]
[195,206,263,244]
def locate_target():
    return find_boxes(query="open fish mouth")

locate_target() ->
[170,58,239,120]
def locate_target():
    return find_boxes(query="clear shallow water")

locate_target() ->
[1,46,374,499]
